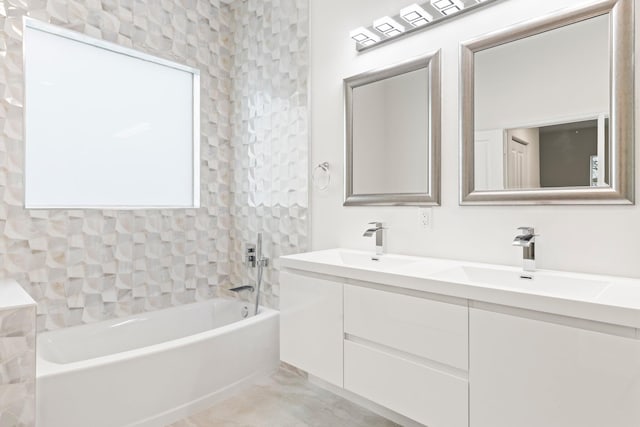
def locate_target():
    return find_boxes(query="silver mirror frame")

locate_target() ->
[344,51,441,206]
[460,0,634,205]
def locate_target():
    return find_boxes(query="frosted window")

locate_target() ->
[24,19,200,208]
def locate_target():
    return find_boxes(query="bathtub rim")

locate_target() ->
[37,300,278,379]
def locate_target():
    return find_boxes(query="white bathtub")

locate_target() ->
[36,299,279,427]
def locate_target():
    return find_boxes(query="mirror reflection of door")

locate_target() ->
[505,129,540,189]
[476,119,608,191]
[474,130,504,191]
[507,137,528,189]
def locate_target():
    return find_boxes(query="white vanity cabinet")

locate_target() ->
[469,307,640,427]
[279,271,344,387]
[280,249,640,427]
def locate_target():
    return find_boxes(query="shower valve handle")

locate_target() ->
[245,244,257,268]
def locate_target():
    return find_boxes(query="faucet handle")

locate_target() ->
[516,226,535,235]
[368,221,385,228]
[245,243,257,268]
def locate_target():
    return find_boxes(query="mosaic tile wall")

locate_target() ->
[0,0,308,423]
[0,306,36,427]
[0,0,309,333]
[0,0,235,332]
[227,0,309,309]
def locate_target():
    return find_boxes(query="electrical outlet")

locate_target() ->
[419,208,432,230]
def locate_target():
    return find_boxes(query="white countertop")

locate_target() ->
[0,279,36,310]
[280,248,640,329]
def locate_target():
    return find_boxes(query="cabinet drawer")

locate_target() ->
[280,271,343,387]
[345,340,468,427]
[344,284,468,370]
[470,308,640,427]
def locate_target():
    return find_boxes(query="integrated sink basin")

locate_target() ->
[338,251,417,269]
[280,248,640,329]
[335,250,455,275]
[283,249,456,275]
[290,249,420,270]
[431,266,610,300]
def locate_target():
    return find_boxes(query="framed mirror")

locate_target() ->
[460,0,634,205]
[344,51,441,206]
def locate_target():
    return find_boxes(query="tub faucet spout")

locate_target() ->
[229,285,255,293]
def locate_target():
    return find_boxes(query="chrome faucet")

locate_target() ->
[512,226,537,278]
[363,222,384,259]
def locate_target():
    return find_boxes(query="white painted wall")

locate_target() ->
[310,0,640,278]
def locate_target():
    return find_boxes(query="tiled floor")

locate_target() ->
[169,366,400,427]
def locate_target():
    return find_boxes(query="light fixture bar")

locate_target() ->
[350,0,501,51]
[373,16,406,38]
[400,4,434,28]
[430,0,465,15]
[349,27,381,46]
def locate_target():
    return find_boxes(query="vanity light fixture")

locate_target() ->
[431,0,465,16]
[400,4,434,27]
[350,0,500,52]
[373,16,405,37]
[350,27,381,47]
